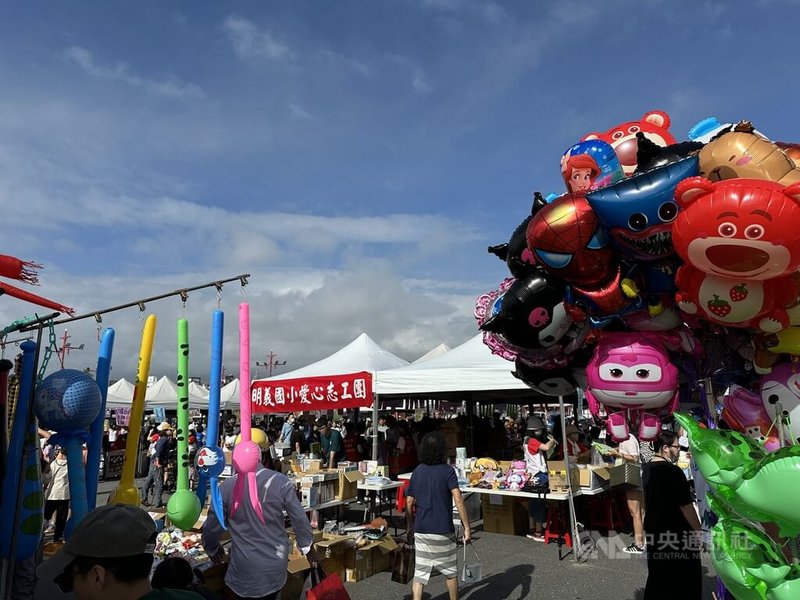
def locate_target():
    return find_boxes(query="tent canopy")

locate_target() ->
[251,333,408,413]
[375,333,554,402]
[413,343,451,364]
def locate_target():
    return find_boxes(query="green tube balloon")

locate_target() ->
[167,318,201,530]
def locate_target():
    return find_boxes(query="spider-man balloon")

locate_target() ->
[525,194,639,320]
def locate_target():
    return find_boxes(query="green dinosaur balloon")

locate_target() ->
[674,413,766,489]
[712,517,800,600]
[734,446,800,537]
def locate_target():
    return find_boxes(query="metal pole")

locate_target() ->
[19,274,250,331]
[559,395,583,562]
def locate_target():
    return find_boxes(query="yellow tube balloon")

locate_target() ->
[109,314,157,506]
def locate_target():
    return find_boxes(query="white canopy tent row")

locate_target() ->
[103,375,241,410]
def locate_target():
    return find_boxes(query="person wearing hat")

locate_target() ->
[316,416,343,469]
[524,415,557,542]
[564,423,590,462]
[151,423,173,508]
[38,503,203,599]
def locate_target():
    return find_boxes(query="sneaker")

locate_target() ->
[623,543,644,554]
[526,532,546,542]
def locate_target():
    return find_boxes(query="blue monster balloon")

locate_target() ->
[586,157,699,313]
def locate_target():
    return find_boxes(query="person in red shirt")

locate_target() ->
[524,416,557,541]
[342,422,365,462]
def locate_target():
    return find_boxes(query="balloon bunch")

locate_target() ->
[478,110,800,445]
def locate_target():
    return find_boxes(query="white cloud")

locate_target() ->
[61,46,204,100]
[412,71,433,95]
[288,103,313,120]
[222,15,294,62]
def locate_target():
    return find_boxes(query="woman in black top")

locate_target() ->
[642,430,703,600]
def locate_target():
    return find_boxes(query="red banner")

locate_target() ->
[251,371,373,413]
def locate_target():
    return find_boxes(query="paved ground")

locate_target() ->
[28,479,719,599]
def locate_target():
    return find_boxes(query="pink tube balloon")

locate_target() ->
[231,302,264,522]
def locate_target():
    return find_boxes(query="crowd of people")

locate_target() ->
[23,403,704,600]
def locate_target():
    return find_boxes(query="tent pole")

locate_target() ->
[559,395,582,562]
[372,394,379,462]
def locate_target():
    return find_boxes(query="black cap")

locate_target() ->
[316,416,329,427]
[526,416,545,432]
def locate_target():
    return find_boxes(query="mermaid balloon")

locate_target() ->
[109,314,156,506]
[167,319,202,530]
[195,310,226,529]
[86,328,114,510]
[0,340,42,559]
[231,302,264,523]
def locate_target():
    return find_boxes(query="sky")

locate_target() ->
[0,0,799,383]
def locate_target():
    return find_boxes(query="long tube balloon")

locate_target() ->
[86,328,114,511]
[231,302,263,522]
[110,315,156,506]
[0,358,12,488]
[195,310,226,529]
[0,340,41,560]
[167,319,201,530]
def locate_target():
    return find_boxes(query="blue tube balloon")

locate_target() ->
[86,328,114,511]
[0,340,41,560]
[195,309,226,529]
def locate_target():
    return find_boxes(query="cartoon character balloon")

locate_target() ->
[721,385,781,452]
[525,194,640,321]
[760,363,800,446]
[587,157,699,312]
[698,121,800,185]
[585,332,679,441]
[560,139,624,194]
[672,176,800,332]
[487,193,547,278]
[582,110,677,176]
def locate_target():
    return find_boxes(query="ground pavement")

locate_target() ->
[31,480,719,600]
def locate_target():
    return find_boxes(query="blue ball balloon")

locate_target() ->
[34,369,102,432]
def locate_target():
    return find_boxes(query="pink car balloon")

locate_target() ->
[721,385,781,452]
[760,362,800,446]
[585,332,679,441]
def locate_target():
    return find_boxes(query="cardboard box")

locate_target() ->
[577,465,606,490]
[302,459,323,472]
[548,460,580,492]
[344,535,397,582]
[336,469,365,501]
[480,494,528,535]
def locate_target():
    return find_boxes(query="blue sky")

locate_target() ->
[0,0,798,380]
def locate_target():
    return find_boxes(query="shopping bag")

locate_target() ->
[461,542,482,584]
[391,542,414,584]
[306,566,351,600]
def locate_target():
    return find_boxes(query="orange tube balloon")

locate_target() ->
[109,315,157,506]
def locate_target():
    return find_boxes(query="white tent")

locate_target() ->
[255,332,408,383]
[105,378,136,408]
[143,375,212,409]
[412,343,451,364]
[219,378,241,411]
[375,333,543,401]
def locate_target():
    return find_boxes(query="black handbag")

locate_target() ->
[391,542,414,584]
